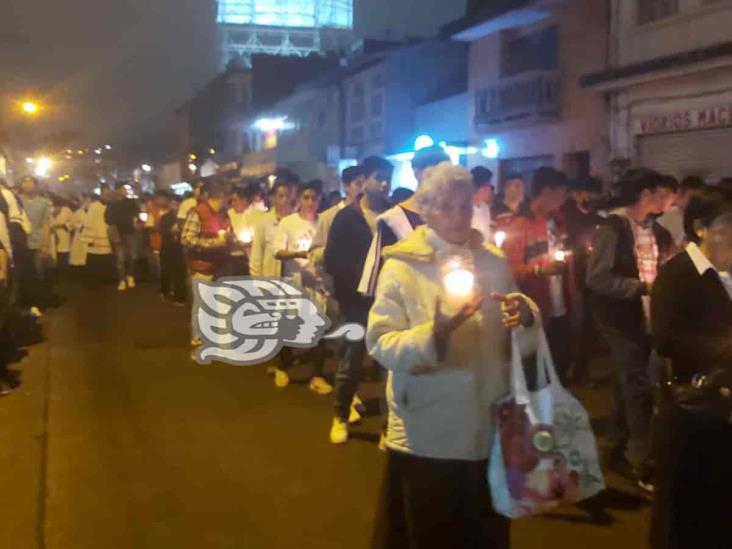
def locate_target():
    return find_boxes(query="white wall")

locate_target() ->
[467,0,610,177]
[615,0,732,65]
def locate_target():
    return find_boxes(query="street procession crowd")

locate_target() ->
[0,145,730,548]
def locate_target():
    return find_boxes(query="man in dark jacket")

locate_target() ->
[562,176,605,385]
[586,168,673,492]
[104,182,140,291]
[325,156,391,444]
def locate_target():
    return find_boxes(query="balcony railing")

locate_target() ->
[475,70,561,128]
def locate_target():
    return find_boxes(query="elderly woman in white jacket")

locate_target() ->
[367,162,539,549]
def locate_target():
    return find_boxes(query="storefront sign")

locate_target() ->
[638,104,732,135]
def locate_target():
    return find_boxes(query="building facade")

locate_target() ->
[217,0,354,69]
[453,0,610,190]
[582,0,732,183]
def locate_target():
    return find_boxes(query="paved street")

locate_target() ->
[0,280,651,549]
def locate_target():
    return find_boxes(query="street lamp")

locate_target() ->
[21,101,40,115]
[141,164,152,173]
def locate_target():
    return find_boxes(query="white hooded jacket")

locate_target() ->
[366,226,539,461]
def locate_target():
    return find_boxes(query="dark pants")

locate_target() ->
[373,451,510,549]
[596,320,652,470]
[160,249,187,302]
[112,231,137,282]
[229,254,249,276]
[15,245,43,308]
[569,288,596,383]
[333,302,369,420]
[546,314,571,384]
[651,399,732,549]
[277,343,325,378]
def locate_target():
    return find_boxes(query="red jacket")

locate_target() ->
[503,212,574,325]
[187,202,229,275]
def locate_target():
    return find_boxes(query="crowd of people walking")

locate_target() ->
[0,149,730,548]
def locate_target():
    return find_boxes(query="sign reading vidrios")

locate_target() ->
[637,104,732,135]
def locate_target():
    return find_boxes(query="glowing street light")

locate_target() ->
[104,145,112,150]
[141,164,152,173]
[34,157,53,178]
[21,101,40,115]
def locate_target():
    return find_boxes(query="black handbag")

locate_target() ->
[669,369,732,424]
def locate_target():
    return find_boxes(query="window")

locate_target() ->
[369,121,382,141]
[501,26,558,77]
[370,93,383,117]
[372,72,384,89]
[637,0,679,25]
[350,125,364,144]
[350,82,365,124]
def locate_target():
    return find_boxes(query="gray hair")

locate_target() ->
[415,162,474,219]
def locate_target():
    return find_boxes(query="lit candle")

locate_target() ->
[218,229,226,237]
[138,212,149,223]
[297,237,312,252]
[553,250,566,262]
[443,268,475,297]
[238,229,253,244]
[494,230,507,248]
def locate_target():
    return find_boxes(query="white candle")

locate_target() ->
[297,237,312,252]
[443,268,475,297]
[494,230,506,248]
[238,229,253,244]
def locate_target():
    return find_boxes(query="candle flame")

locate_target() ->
[554,250,566,262]
[239,230,253,244]
[443,269,475,297]
[494,231,507,248]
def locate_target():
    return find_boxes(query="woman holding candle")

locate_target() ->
[367,162,538,549]
[272,179,332,395]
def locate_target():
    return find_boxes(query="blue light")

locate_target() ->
[482,138,500,159]
[414,135,435,151]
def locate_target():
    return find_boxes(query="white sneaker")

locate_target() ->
[274,368,290,388]
[309,376,333,396]
[126,276,136,289]
[348,402,362,424]
[117,281,127,291]
[352,394,366,414]
[330,418,349,445]
[29,306,43,318]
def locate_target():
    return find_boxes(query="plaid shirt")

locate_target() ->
[631,218,659,285]
[180,209,226,250]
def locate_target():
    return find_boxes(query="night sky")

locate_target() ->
[0,0,466,157]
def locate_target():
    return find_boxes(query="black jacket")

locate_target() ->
[652,249,732,379]
[323,205,373,323]
[587,213,672,338]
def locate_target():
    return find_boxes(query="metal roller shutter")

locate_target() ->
[638,128,732,182]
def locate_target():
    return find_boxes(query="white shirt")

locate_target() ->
[52,206,73,253]
[177,197,197,221]
[273,212,318,279]
[687,242,732,300]
[250,210,283,278]
[472,202,492,243]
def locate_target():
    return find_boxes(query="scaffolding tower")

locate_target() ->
[217,0,354,68]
